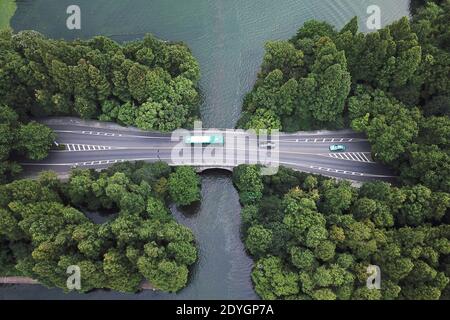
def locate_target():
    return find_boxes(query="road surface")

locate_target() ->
[20,118,397,183]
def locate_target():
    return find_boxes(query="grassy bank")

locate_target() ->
[0,0,16,29]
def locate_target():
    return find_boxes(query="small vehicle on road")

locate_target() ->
[329,144,346,152]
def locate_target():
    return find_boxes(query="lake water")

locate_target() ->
[1,0,410,299]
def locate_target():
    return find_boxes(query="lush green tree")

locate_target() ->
[135,100,188,132]
[72,223,105,259]
[0,208,24,240]
[336,17,422,94]
[411,0,446,13]
[243,69,298,117]
[100,99,120,121]
[167,241,197,265]
[396,185,449,226]
[320,180,355,215]
[234,1,450,300]
[0,163,200,293]
[293,20,336,42]
[137,257,188,293]
[119,192,146,215]
[412,1,450,110]
[261,41,304,79]
[401,144,450,192]
[291,247,316,270]
[16,121,55,160]
[298,37,351,124]
[168,166,201,206]
[245,225,273,257]
[0,105,55,182]
[238,20,350,132]
[349,87,421,163]
[244,108,282,133]
[314,240,336,262]
[252,256,299,300]
[4,178,60,204]
[103,249,142,292]
[146,197,169,220]
[0,105,20,182]
[117,101,136,126]
[0,105,18,160]
[234,163,450,300]
[127,63,150,103]
[233,165,264,205]
[67,169,96,206]
[418,116,450,148]
[0,31,200,130]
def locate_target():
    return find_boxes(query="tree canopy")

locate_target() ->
[0,162,198,293]
[0,31,200,132]
[239,1,450,195]
[233,165,450,300]
[0,105,55,183]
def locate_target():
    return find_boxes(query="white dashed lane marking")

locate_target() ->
[81,131,122,137]
[287,137,357,143]
[310,165,365,176]
[328,152,374,163]
[74,159,126,166]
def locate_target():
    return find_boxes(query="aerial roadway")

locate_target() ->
[21,118,397,183]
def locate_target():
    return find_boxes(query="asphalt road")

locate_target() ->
[20,118,397,183]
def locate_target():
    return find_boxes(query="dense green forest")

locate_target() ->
[234,1,450,300]
[233,165,450,300]
[0,1,449,300]
[0,30,200,126]
[411,0,445,13]
[238,1,450,194]
[0,105,55,183]
[239,1,449,132]
[0,30,201,182]
[0,162,201,293]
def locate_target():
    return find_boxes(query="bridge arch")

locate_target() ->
[194,166,234,174]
